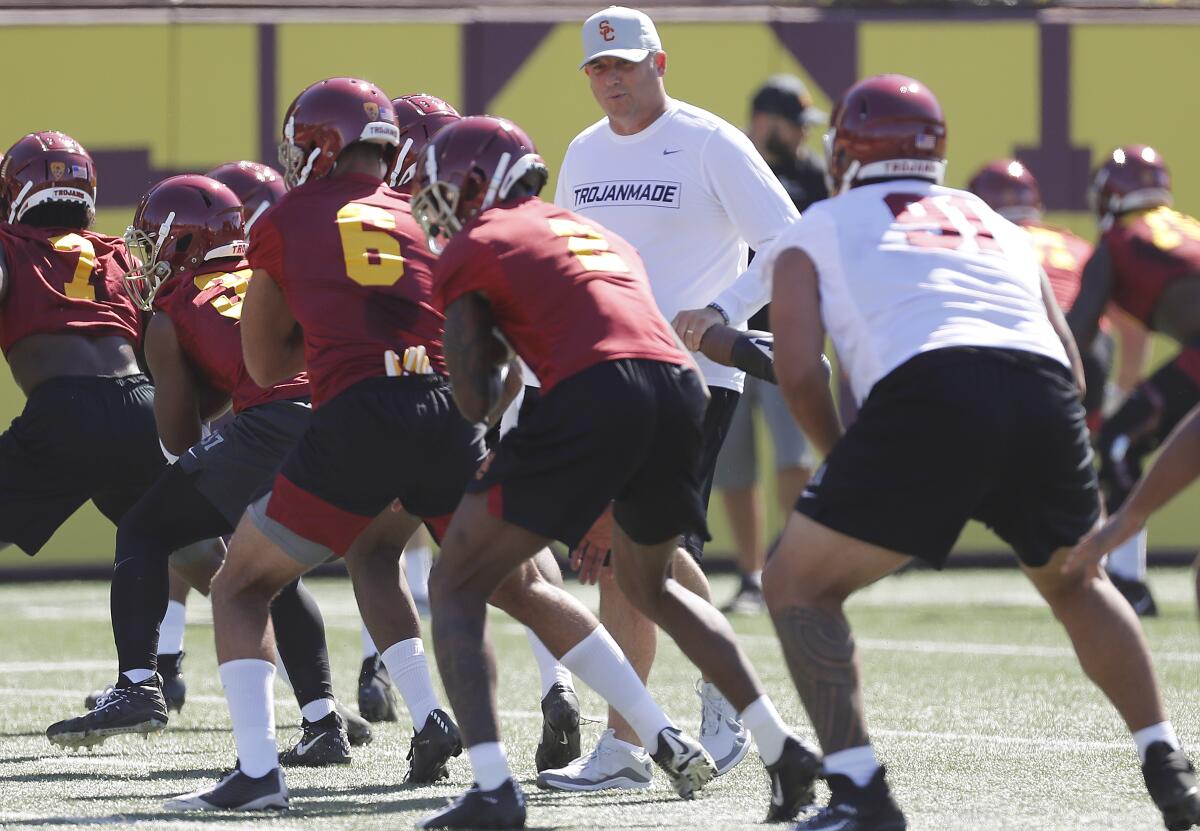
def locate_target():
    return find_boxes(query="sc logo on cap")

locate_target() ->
[599,19,615,42]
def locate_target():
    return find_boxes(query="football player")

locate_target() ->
[0,132,166,567]
[46,174,368,762]
[765,75,1198,831]
[387,92,585,772]
[165,77,477,811]
[411,115,819,829]
[1066,146,1200,617]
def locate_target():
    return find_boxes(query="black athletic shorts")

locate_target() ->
[469,358,711,549]
[263,375,486,555]
[176,398,312,525]
[795,347,1100,569]
[0,374,163,555]
[681,386,739,560]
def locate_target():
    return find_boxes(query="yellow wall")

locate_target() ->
[2,18,1198,562]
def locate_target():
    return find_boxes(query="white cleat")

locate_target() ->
[696,680,751,775]
[536,728,653,791]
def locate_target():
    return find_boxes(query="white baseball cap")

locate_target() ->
[579,6,662,70]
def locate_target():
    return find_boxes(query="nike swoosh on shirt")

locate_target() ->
[662,148,682,155]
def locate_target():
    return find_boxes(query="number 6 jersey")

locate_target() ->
[247,173,444,406]
[764,180,1069,404]
[0,223,142,355]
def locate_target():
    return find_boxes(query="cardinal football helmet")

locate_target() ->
[388,94,462,193]
[968,160,1042,223]
[0,131,97,226]
[1092,145,1171,223]
[123,174,247,310]
[206,161,286,233]
[824,74,946,195]
[411,115,547,253]
[278,77,399,189]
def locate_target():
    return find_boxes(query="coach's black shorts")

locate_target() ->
[176,398,312,525]
[681,386,739,560]
[263,375,486,556]
[795,348,1100,568]
[469,359,711,549]
[0,374,163,555]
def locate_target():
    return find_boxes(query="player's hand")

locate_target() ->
[672,307,725,352]
[1063,509,1142,578]
[570,504,614,585]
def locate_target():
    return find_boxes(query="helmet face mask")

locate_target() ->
[122,221,175,311]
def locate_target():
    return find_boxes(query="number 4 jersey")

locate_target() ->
[0,223,142,355]
[248,173,444,407]
[431,196,687,393]
[764,180,1069,404]
[152,259,308,412]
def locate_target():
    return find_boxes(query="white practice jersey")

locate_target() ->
[762,180,1069,404]
[555,98,798,391]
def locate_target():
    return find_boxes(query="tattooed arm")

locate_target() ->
[442,291,522,426]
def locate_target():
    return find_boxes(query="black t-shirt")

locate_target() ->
[748,152,828,331]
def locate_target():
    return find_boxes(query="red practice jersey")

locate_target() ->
[1021,220,1093,313]
[153,259,308,413]
[432,197,687,392]
[1103,206,1200,327]
[0,223,142,355]
[248,174,444,406]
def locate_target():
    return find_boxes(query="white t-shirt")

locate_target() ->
[554,98,798,391]
[761,180,1068,404]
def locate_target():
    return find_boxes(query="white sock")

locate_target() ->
[405,546,432,601]
[560,626,672,752]
[381,638,439,731]
[300,697,336,723]
[740,695,792,766]
[361,623,378,660]
[158,600,187,656]
[1106,528,1148,581]
[467,741,512,791]
[218,659,278,778]
[122,668,155,685]
[824,745,880,787]
[1134,722,1182,762]
[525,628,575,697]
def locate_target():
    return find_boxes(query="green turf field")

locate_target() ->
[0,570,1196,830]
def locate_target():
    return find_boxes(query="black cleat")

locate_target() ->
[764,736,823,822]
[795,768,907,830]
[721,576,766,615]
[166,764,288,811]
[649,725,716,800]
[336,701,373,747]
[405,708,463,784]
[1109,574,1159,617]
[279,710,351,767]
[417,778,526,829]
[535,682,581,772]
[158,652,187,713]
[358,654,399,722]
[49,675,168,749]
[1143,742,1200,830]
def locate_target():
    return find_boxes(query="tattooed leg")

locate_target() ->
[772,604,867,753]
[762,512,909,754]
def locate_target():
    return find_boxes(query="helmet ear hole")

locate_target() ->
[176,233,194,260]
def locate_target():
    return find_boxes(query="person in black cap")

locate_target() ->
[714,75,829,615]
